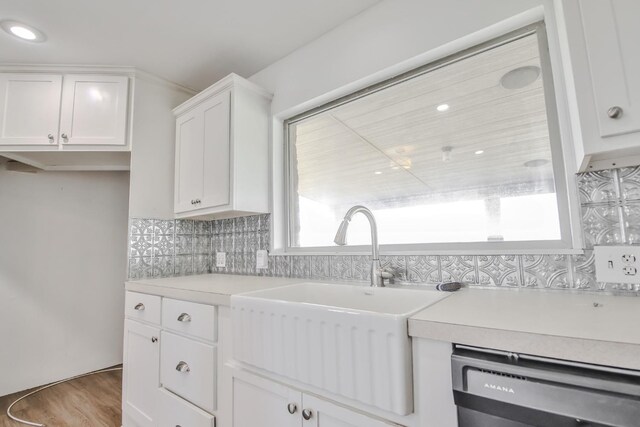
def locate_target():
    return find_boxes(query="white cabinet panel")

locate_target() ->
[0,74,62,146]
[59,74,129,145]
[125,292,161,325]
[201,91,231,209]
[162,298,217,342]
[160,331,217,413]
[122,320,160,427]
[303,394,400,427]
[579,0,640,138]
[232,371,301,427]
[158,387,215,427]
[175,110,205,212]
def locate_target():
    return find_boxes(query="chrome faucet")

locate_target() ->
[334,205,394,287]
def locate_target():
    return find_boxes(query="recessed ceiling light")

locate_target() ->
[475,150,484,155]
[436,104,450,112]
[500,66,540,90]
[1,20,46,42]
[374,171,383,175]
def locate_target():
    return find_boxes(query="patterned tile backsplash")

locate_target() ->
[128,165,640,292]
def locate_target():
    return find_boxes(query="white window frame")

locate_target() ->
[271,12,584,256]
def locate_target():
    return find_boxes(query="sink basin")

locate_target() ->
[230,282,449,415]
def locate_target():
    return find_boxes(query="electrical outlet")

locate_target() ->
[594,246,640,283]
[216,252,226,268]
[256,249,269,269]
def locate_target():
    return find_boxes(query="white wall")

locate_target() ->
[128,76,193,219]
[0,164,130,396]
[249,0,543,117]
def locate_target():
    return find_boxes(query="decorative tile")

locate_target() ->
[477,255,520,287]
[270,256,291,277]
[130,219,154,235]
[175,255,193,276]
[577,169,618,204]
[522,255,569,288]
[311,256,330,279]
[352,256,372,282]
[618,166,640,201]
[406,256,439,283]
[581,204,623,249]
[175,235,193,255]
[380,256,407,283]
[572,251,598,290]
[330,256,353,280]
[153,219,175,236]
[153,234,175,257]
[175,219,194,235]
[212,219,224,235]
[152,256,175,278]
[243,252,257,275]
[128,257,152,279]
[221,218,234,234]
[246,216,259,232]
[440,256,477,284]
[258,214,270,231]
[194,235,211,254]
[290,256,310,278]
[622,202,640,244]
[258,229,271,251]
[194,254,211,275]
[233,217,246,234]
[129,234,153,257]
[194,221,211,235]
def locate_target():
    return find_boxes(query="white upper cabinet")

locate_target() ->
[59,74,129,146]
[173,73,272,219]
[558,0,640,170]
[0,74,62,146]
[0,72,129,150]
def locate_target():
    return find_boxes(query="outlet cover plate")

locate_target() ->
[216,252,226,268]
[256,250,269,269]
[594,245,640,284]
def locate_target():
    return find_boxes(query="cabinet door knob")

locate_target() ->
[151,336,158,343]
[61,133,69,142]
[48,134,54,143]
[177,313,191,322]
[302,409,313,420]
[134,303,145,311]
[176,361,191,373]
[287,403,297,414]
[608,106,623,119]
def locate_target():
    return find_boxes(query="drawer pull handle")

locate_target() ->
[287,403,297,414]
[176,361,191,373]
[177,313,192,323]
[151,336,158,343]
[134,303,145,311]
[302,409,313,420]
[608,106,623,119]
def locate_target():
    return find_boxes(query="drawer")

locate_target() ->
[125,292,161,325]
[162,298,216,342]
[158,388,215,427]
[161,331,216,413]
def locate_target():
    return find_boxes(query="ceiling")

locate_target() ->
[0,0,380,91]
[292,33,556,207]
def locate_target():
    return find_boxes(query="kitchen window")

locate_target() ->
[284,23,573,252]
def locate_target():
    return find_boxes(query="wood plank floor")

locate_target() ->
[0,369,122,427]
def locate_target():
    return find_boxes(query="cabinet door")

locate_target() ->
[232,370,301,427]
[303,394,401,427]
[0,74,62,146]
[175,107,204,213]
[123,319,160,427]
[59,74,129,145]
[201,90,231,209]
[579,0,640,138]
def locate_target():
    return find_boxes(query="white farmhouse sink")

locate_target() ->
[230,282,449,415]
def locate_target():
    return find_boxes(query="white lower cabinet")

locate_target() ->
[232,370,401,427]
[123,319,160,427]
[158,388,215,427]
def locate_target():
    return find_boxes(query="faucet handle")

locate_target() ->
[376,267,395,285]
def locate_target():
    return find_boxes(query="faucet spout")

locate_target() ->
[334,205,389,286]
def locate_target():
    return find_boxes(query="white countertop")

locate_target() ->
[409,288,640,370]
[126,274,305,305]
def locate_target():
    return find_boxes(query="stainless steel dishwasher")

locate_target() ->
[452,345,640,427]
